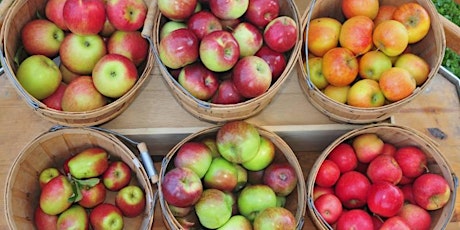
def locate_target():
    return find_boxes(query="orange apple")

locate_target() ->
[379,67,416,102]
[322,47,358,87]
[394,53,430,86]
[347,79,385,107]
[373,5,397,26]
[359,50,392,81]
[307,57,328,89]
[339,15,374,56]
[372,20,408,57]
[307,17,342,57]
[341,0,379,19]
[392,2,431,44]
[323,85,350,104]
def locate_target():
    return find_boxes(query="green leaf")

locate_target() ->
[75,177,101,187]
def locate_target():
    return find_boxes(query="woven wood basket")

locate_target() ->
[4,126,158,229]
[306,123,458,229]
[298,0,446,124]
[0,0,14,29]
[151,1,303,123]
[157,123,307,229]
[0,0,156,127]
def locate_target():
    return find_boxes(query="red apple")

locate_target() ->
[263,162,298,196]
[40,175,74,215]
[315,159,341,188]
[352,133,384,163]
[367,181,404,217]
[61,76,107,112]
[158,0,197,21]
[263,16,298,53]
[106,0,148,32]
[79,180,106,208]
[42,82,67,111]
[334,170,370,209]
[34,206,58,230]
[400,183,416,204]
[314,193,343,225]
[211,79,245,104]
[187,10,223,40]
[178,62,220,101]
[102,161,132,191]
[380,216,411,230]
[115,185,146,217]
[21,19,65,57]
[209,0,249,20]
[174,141,213,178]
[232,22,263,57]
[336,209,374,230]
[253,207,296,229]
[247,169,265,185]
[366,155,402,185]
[63,0,106,35]
[327,143,358,173]
[199,30,240,72]
[159,28,199,69]
[244,0,279,28]
[412,173,451,210]
[397,203,431,230]
[255,45,287,81]
[89,203,124,230]
[381,142,397,156]
[45,0,69,30]
[232,55,272,98]
[203,157,238,191]
[339,15,374,56]
[56,204,89,229]
[313,186,334,200]
[322,47,358,87]
[161,167,203,207]
[168,204,192,217]
[394,146,427,178]
[107,30,149,66]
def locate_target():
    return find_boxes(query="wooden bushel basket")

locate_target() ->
[151,1,303,123]
[298,0,446,124]
[306,123,458,229]
[157,124,307,229]
[0,0,156,127]
[4,126,158,229]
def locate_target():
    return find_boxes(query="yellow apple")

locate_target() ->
[373,5,397,26]
[307,57,328,90]
[323,85,350,104]
[359,50,392,81]
[341,0,379,19]
[372,20,409,57]
[392,2,431,44]
[379,67,416,102]
[322,47,358,87]
[347,79,385,107]
[307,17,342,57]
[339,15,374,56]
[394,53,430,86]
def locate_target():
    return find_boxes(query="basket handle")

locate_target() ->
[141,0,157,39]
[303,0,317,90]
[137,142,159,184]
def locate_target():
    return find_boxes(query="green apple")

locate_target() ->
[68,147,109,179]
[237,184,277,221]
[359,50,392,81]
[241,136,275,171]
[16,55,62,100]
[234,164,248,192]
[307,57,328,90]
[201,137,221,158]
[56,205,89,229]
[276,195,287,207]
[217,215,252,230]
[38,167,61,188]
[160,21,187,40]
[61,76,108,112]
[323,85,350,104]
[194,189,233,229]
[347,79,385,108]
[216,120,261,164]
[89,203,124,230]
[203,157,238,192]
[39,175,74,215]
[59,63,80,84]
[21,19,65,57]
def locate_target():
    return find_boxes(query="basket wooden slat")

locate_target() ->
[4,127,156,229]
[157,124,307,229]
[298,0,446,124]
[0,0,155,127]
[152,1,303,123]
[306,123,458,229]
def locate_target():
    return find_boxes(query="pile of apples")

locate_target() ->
[312,133,452,229]
[306,0,432,107]
[34,147,147,230]
[16,0,149,112]
[157,0,299,104]
[161,120,299,229]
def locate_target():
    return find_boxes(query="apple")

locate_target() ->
[306,57,328,90]
[380,216,411,230]
[68,147,109,179]
[106,0,148,31]
[174,141,213,178]
[61,76,107,112]
[381,143,397,156]
[339,15,374,55]
[176,212,201,229]
[313,186,334,200]
[211,79,246,104]
[234,164,248,192]
[160,21,187,40]
[395,53,430,86]
[368,181,405,217]
[42,82,67,111]
[178,62,219,101]
[34,206,58,230]
[45,0,69,30]
[102,161,132,191]
[324,85,350,104]
[241,135,275,171]
[253,207,296,230]
[38,167,61,188]
[107,30,149,66]
[341,0,379,19]
[168,204,192,217]
[209,0,249,20]
[398,203,431,230]
[393,2,431,44]
[232,22,263,57]
[322,47,358,87]
[327,143,358,173]
[334,170,371,209]
[194,188,233,229]
[200,30,240,72]
[89,203,124,230]
[335,209,374,230]
[263,162,298,196]
[100,16,117,38]
[159,28,199,69]
[78,180,106,208]
[244,0,279,28]
[217,215,252,230]
[352,133,384,163]
[255,45,286,81]
[247,169,265,185]
[359,50,392,81]
[347,79,385,108]
[158,0,197,21]
[367,155,402,184]
[315,159,340,188]
[21,19,64,57]
[201,137,220,158]
[63,0,106,35]
[187,10,223,40]
[232,55,272,98]
[372,20,409,57]
[307,17,342,57]
[263,16,298,53]
[237,184,277,221]
[60,63,80,84]
[115,185,146,217]
[203,157,238,191]
[56,205,89,229]
[216,120,261,164]
[59,33,107,75]
[161,167,203,207]
[379,67,416,102]
[412,173,451,210]
[314,193,343,225]
[394,146,427,179]
[92,53,138,98]
[400,183,416,204]
[40,175,74,215]
[16,55,62,100]
[374,5,396,24]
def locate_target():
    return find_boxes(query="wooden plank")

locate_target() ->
[440,14,460,54]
